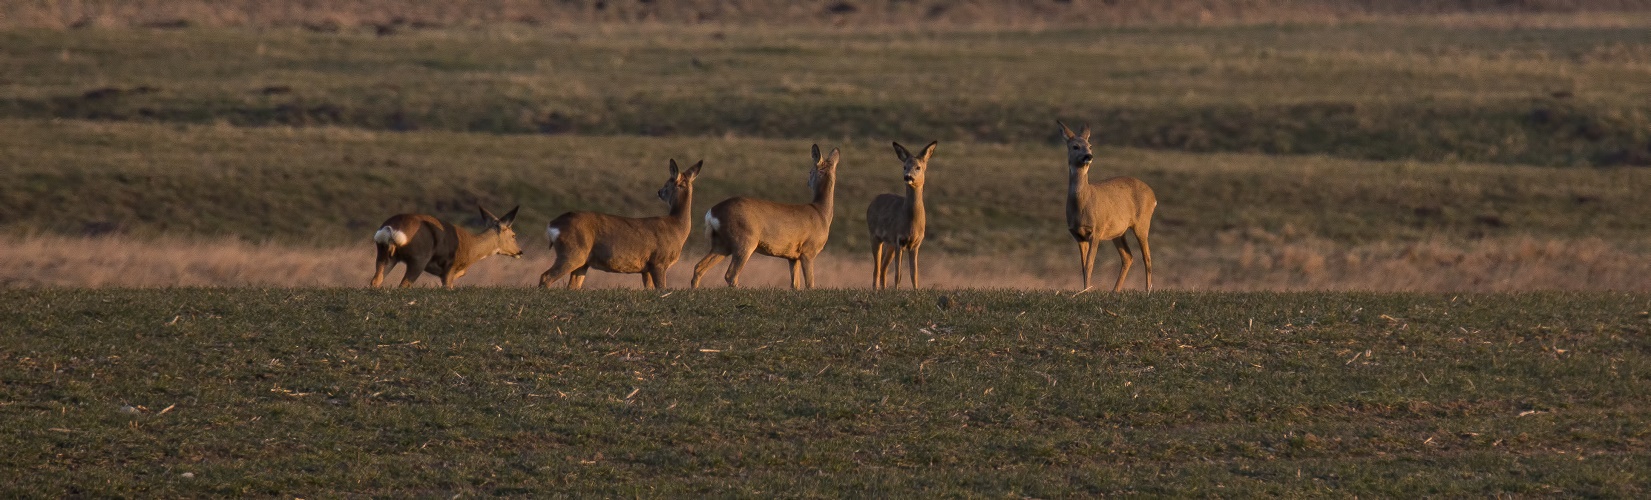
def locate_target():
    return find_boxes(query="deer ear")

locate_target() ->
[479,205,499,222]
[811,144,822,163]
[499,206,520,226]
[1079,123,1092,141]
[892,141,911,162]
[669,158,680,177]
[826,148,841,168]
[686,160,703,179]
[919,141,938,162]
[1057,120,1076,140]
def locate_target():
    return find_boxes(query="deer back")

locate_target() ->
[548,160,700,270]
[1073,176,1156,239]
[705,146,839,256]
[376,214,462,262]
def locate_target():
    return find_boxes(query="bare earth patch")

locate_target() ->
[5,235,1645,291]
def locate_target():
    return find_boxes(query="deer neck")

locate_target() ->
[905,183,926,229]
[457,227,500,266]
[811,174,836,223]
[1068,165,1091,200]
[668,187,694,234]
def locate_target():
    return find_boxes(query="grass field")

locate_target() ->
[5,9,1651,495]
[4,21,1651,166]
[3,289,1648,495]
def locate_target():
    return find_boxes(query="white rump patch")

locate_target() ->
[373,226,409,247]
[546,226,561,245]
[704,212,721,238]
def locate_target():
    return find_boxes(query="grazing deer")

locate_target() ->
[539,159,703,289]
[691,145,840,289]
[1058,121,1156,292]
[370,205,522,289]
[866,140,936,289]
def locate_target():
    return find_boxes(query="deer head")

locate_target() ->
[892,140,937,190]
[480,205,523,258]
[659,159,703,207]
[1058,120,1094,170]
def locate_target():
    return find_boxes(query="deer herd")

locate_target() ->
[369,122,1157,292]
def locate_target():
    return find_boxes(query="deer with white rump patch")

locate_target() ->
[1058,121,1156,292]
[370,205,522,289]
[539,159,703,289]
[691,145,839,289]
[866,140,935,289]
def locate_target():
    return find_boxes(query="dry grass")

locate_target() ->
[7,0,1651,30]
[6,235,1646,291]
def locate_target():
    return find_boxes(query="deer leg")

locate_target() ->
[785,258,803,290]
[400,256,431,288]
[878,243,897,290]
[870,242,885,289]
[370,248,394,288]
[801,257,817,290]
[568,267,589,290]
[539,254,582,289]
[722,242,758,288]
[1074,240,1093,290]
[641,270,655,289]
[651,266,669,289]
[1135,228,1153,293]
[890,249,903,290]
[1111,236,1134,292]
[723,252,747,287]
[908,245,921,289]
[691,251,727,289]
[442,266,469,290]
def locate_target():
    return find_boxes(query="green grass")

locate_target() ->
[3,24,1650,165]
[2,289,1647,495]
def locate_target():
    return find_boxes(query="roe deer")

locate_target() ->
[691,145,840,289]
[370,205,522,289]
[866,140,936,289]
[1058,121,1156,292]
[538,159,703,289]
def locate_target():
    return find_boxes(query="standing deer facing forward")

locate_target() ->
[692,145,840,289]
[1059,121,1156,292]
[539,159,702,289]
[370,205,522,289]
[867,140,935,289]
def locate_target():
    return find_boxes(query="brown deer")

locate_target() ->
[1058,121,1156,292]
[866,140,935,289]
[370,205,522,289]
[538,159,703,289]
[691,145,839,289]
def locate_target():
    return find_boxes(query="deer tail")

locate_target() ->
[373,226,409,256]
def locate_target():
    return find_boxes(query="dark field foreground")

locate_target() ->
[2,289,1647,496]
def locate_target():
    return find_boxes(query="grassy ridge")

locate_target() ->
[5,119,1649,257]
[4,25,1650,165]
[9,0,1651,29]
[2,289,1647,495]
